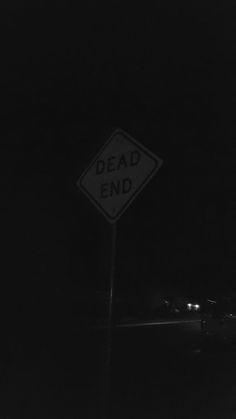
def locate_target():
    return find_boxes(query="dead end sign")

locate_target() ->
[77,128,163,223]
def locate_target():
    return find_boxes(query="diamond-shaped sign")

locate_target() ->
[77,128,163,223]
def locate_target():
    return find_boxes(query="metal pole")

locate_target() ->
[103,222,117,419]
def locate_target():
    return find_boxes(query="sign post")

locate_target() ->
[77,128,163,418]
[103,222,117,419]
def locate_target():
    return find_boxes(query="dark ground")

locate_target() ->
[1,320,236,418]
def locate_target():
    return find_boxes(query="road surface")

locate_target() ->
[1,318,236,418]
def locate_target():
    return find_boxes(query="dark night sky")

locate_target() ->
[0,2,235,309]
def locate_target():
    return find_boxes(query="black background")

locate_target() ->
[0,2,235,314]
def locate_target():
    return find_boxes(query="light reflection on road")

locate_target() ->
[117,319,201,328]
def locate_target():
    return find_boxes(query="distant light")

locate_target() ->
[194,304,200,310]
[187,303,192,310]
[207,299,216,304]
